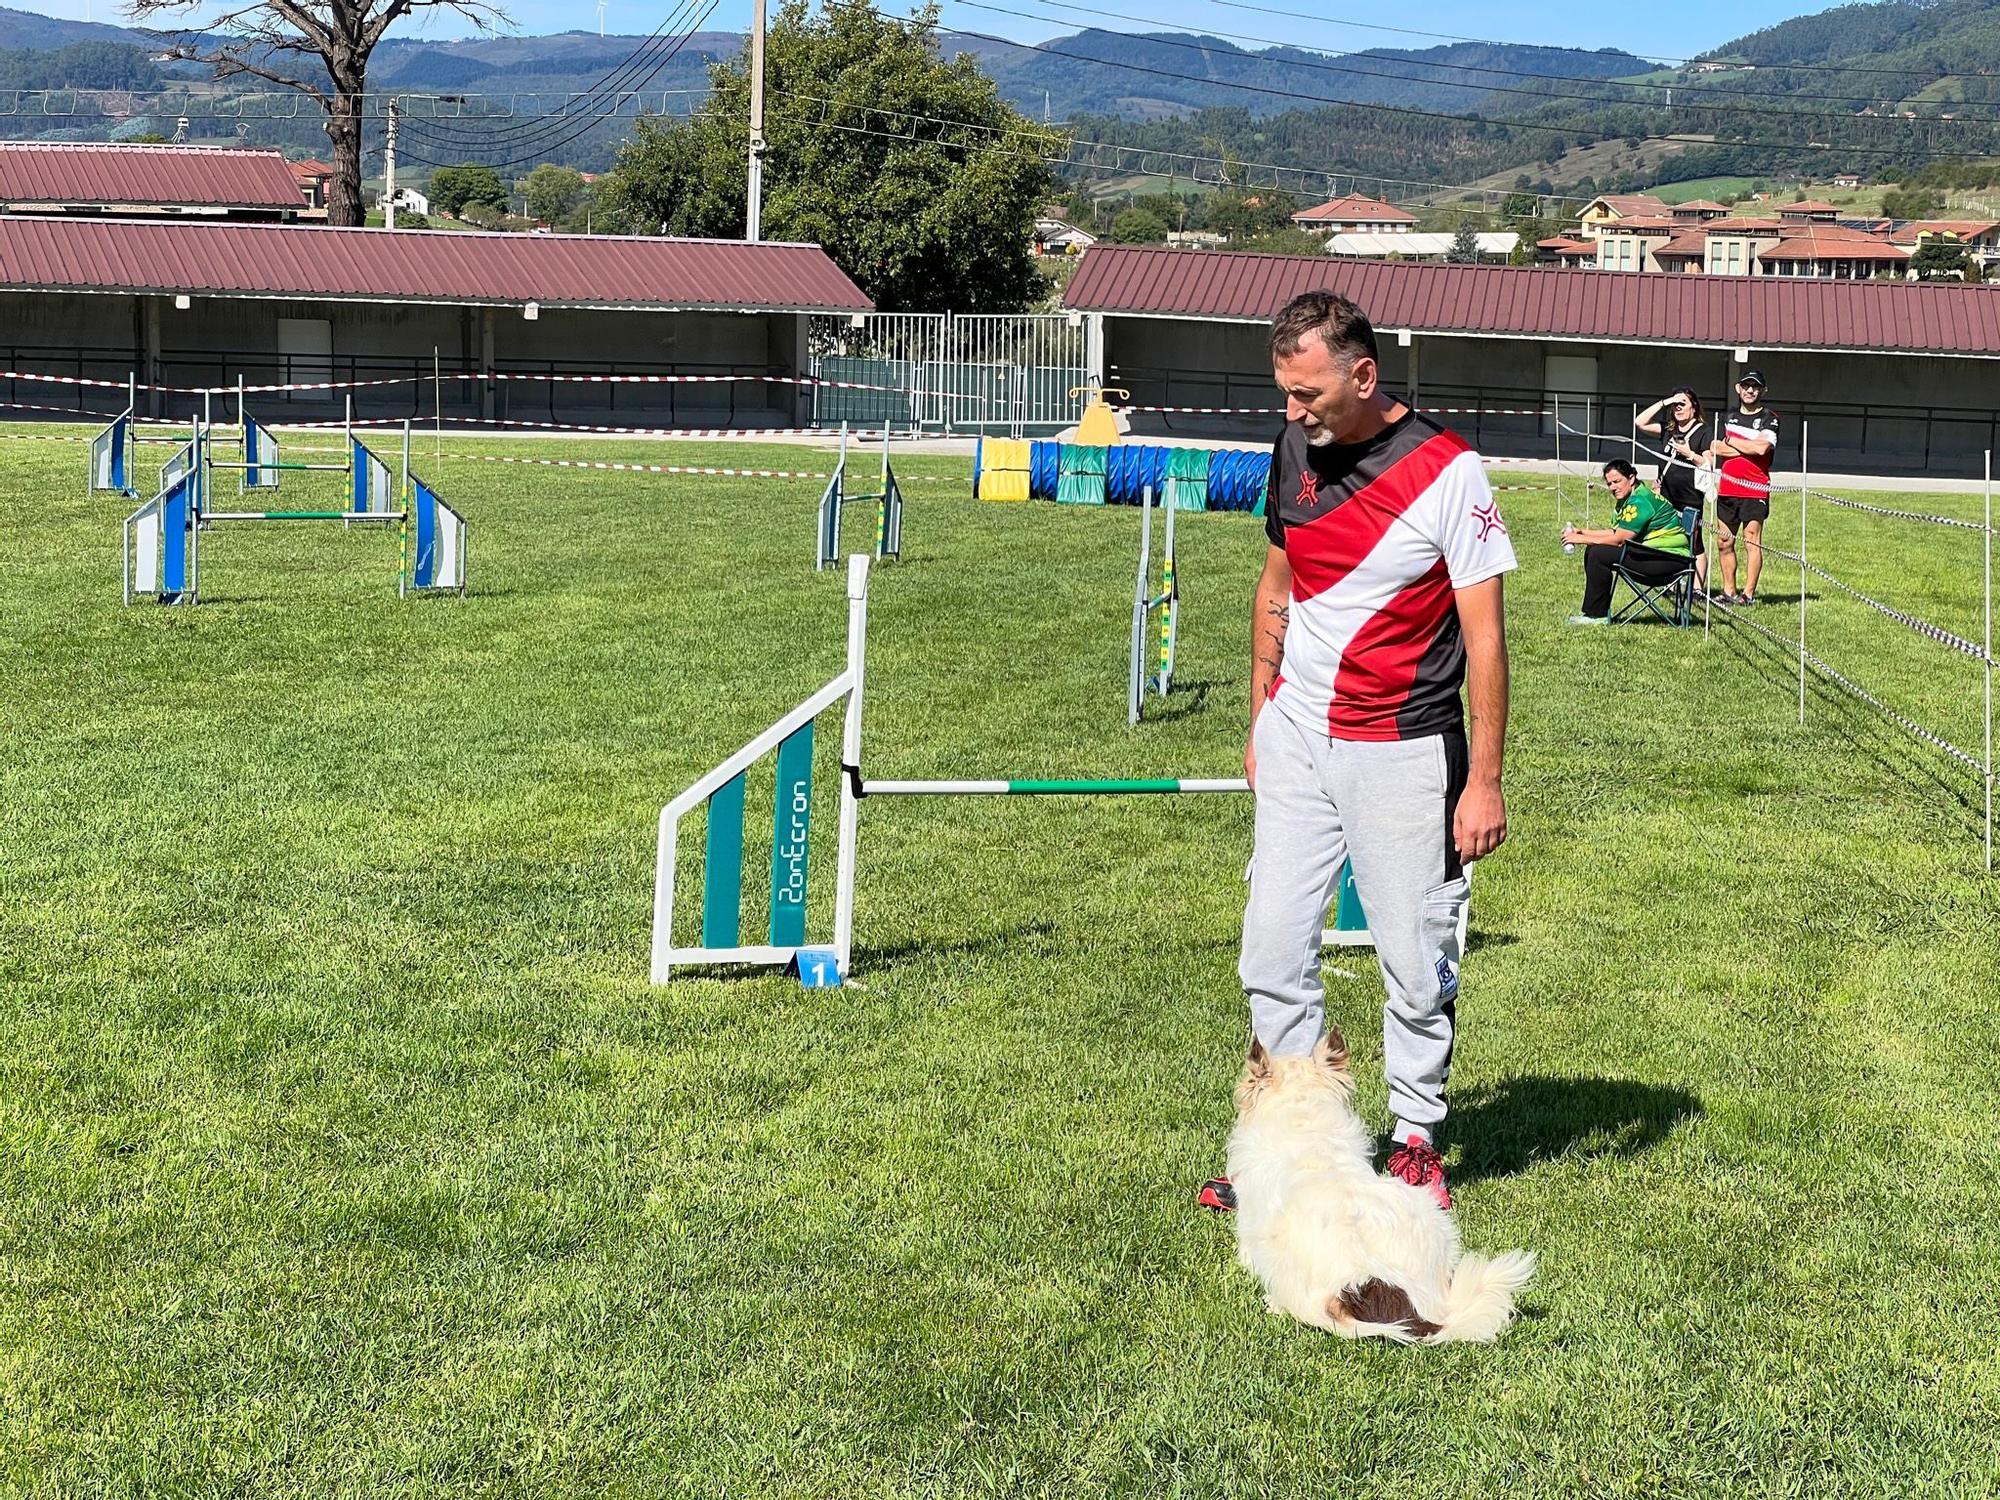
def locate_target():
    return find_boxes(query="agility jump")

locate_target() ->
[649,555,1376,985]
[816,424,904,571]
[119,416,467,606]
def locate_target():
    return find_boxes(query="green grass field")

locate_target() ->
[4,424,1999,1496]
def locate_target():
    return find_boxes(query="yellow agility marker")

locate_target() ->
[1070,385,1129,447]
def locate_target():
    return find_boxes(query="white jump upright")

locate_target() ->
[649,555,1381,985]
[1129,483,1179,724]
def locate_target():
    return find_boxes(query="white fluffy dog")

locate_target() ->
[1228,1029,1535,1343]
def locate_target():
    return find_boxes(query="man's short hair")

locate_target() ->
[1270,290,1380,367]
[1603,459,1638,481]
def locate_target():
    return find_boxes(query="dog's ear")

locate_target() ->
[1313,1026,1349,1071]
[1246,1035,1272,1079]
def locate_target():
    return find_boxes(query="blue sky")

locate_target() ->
[24,0,1832,60]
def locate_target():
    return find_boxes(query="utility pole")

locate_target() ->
[384,96,399,230]
[746,0,768,242]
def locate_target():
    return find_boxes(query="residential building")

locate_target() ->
[290,159,334,212]
[1576,193,1670,236]
[1290,193,1418,236]
[1536,235,1597,268]
[1033,217,1097,255]
[1831,172,1862,189]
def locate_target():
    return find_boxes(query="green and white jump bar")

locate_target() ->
[650,554,1377,985]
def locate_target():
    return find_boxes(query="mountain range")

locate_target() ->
[4,0,2000,189]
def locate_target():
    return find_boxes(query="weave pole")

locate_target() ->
[1987,449,1993,874]
[1799,420,1810,725]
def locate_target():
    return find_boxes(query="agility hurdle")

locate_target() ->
[816,424,904,571]
[1130,485,1179,725]
[122,424,201,605]
[650,555,1378,984]
[120,419,467,604]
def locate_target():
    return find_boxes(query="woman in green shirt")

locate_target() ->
[1561,459,1693,625]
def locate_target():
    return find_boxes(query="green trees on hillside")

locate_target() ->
[428,164,507,218]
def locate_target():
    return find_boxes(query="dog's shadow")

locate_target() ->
[1447,1075,1701,1187]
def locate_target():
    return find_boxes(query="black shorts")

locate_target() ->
[1717,494,1770,528]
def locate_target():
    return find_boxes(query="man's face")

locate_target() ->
[1604,469,1635,501]
[1736,379,1764,408]
[1273,333,1377,447]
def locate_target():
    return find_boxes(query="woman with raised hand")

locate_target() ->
[1636,387,1711,596]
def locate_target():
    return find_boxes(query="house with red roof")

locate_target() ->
[1290,194,1418,237]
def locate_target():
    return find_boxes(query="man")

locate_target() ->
[1708,371,1779,606]
[1198,290,1514,1216]
[1561,459,1694,625]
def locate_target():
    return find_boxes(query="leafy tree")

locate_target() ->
[604,1,1059,312]
[458,200,509,230]
[430,164,508,218]
[1882,185,1947,221]
[521,163,586,224]
[1109,207,1167,244]
[1912,240,1969,280]
[1445,221,1484,263]
[130,0,504,227]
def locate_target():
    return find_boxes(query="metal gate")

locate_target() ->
[809,312,1087,437]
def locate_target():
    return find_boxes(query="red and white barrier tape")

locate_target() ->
[317,415,921,440]
[1115,402,1550,417]
[0,367,914,397]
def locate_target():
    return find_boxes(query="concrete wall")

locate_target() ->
[0,293,810,426]
[1104,314,2000,478]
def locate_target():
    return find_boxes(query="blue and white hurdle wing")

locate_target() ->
[351,439,396,519]
[242,413,279,490]
[403,474,468,596]
[123,469,199,605]
[89,413,129,494]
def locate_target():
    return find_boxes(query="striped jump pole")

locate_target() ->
[651,555,1382,985]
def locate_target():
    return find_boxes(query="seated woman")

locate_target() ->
[1562,459,1693,625]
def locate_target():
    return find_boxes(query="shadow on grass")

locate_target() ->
[1449,1074,1701,1186]
[860,918,1061,970]
[1143,677,1219,722]
[1467,929,1518,955]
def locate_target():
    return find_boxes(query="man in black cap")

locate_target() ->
[1705,370,1779,606]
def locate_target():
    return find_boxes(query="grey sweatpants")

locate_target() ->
[1239,702,1471,1137]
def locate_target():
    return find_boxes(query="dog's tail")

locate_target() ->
[1426,1250,1536,1344]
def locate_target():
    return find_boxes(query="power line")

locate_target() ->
[394,0,713,157]
[397,0,722,170]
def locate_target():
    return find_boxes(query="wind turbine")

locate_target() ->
[597,0,607,35]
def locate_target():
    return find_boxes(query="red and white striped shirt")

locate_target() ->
[1264,410,1516,742]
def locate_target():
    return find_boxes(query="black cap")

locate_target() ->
[1737,368,1766,388]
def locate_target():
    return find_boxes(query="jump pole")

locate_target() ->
[652,555,1385,985]
[1986,449,1993,875]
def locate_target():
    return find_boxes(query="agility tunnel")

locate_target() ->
[973,438,1271,512]
[650,555,1389,985]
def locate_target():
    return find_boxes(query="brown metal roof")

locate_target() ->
[1062,244,2000,356]
[1654,231,1708,260]
[0,216,873,313]
[1293,194,1418,224]
[0,141,306,210]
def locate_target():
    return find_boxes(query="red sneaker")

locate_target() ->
[1197,1177,1237,1213]
[1386,1138,1452,1210]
